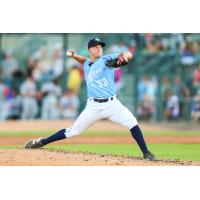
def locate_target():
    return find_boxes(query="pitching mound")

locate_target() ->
[0,148,199,166]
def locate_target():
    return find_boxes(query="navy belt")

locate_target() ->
[93,97,113,103]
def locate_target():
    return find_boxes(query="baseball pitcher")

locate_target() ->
[25,38,156,161]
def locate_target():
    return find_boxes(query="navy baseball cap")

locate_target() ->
[88,38,106,49]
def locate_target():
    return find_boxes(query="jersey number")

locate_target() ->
[97,78,108,88]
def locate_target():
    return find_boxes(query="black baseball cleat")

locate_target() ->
[143,151,157,161]
[24,138,44,149]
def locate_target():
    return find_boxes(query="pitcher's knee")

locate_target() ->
[126,117,138,129]
[64,127,81,138]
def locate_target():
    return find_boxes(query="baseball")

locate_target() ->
[66,50,73,57]
[127,52,133,61]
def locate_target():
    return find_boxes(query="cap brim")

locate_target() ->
[98,42,106,47]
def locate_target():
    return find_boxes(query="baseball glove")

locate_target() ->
[105,54,128,68]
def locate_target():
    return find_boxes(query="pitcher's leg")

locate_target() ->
[40,107,100,145]
[108,100,156,160]
[107,100,138,129]
[64,107,102,138]
[24,106,101,148]
[129,125,148,154]
[40,129,66,145]
[108,103,148,154]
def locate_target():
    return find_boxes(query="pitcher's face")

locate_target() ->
[89,44,103,58]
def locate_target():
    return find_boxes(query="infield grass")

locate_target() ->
[47,143,200,161]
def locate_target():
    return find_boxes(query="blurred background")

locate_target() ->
[0,33,200,123]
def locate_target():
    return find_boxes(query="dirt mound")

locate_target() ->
[0,148,199,166]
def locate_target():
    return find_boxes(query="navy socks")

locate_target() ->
[130,125,148,154]
[40,125,148,153]
[41,129,66,145]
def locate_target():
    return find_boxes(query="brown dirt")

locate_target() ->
[0,148,199,166]
[0,120,199,166]
[0,135,200,166]
[1,135,200,145]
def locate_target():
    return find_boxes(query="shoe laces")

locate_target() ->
[33,138,42,144]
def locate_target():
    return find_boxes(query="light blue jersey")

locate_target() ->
[84,53,119,98]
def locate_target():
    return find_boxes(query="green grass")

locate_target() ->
[0,130,199,137]
[46,143,200,161]
[0,129,199,162]
[1,143,200,161]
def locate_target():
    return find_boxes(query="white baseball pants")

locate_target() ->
[64,96,138,137]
